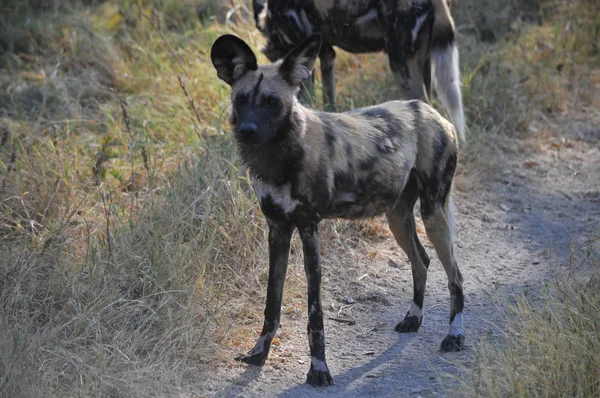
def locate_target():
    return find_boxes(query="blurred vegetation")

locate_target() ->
[0,0,598,396]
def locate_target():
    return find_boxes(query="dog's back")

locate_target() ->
[293,99,458,220]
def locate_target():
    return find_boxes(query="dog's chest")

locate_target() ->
[252,176,302,220]
[251,176,300,214]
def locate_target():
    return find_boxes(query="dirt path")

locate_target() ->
[197,110,599,397]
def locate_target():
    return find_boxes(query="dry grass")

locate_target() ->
[458,236,600,398]
[449,1,600,396]
[0,1,386,396]
[0,0,598,396]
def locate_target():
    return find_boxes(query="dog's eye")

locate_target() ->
[265,96,280,107]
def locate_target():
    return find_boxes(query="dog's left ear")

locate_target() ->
[211,34,258,85]
[279,34,322,86]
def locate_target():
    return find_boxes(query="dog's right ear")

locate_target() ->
[211,35,258,85]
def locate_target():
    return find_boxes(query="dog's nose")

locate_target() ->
[239,122,257,137]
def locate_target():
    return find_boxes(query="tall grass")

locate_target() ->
[0,1,380,395]
[452,1,600,396]
[461,237,600,398]
[0,1,270,396]
[1,0,598,396]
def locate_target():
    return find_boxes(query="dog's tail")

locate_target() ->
[431,0,465,143]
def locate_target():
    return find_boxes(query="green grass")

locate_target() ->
[0,0,599,396]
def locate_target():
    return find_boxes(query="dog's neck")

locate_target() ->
[237,102,308,186]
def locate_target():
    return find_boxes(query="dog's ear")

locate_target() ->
[279,34,322,86]
[211,35,258,85]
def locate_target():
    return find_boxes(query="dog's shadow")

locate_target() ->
[269,332,419,397]
[277,333,418,397]
[219,359,265,397]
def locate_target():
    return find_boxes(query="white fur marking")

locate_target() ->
[252,177,300,213]
[311,357,328,372]
[355,8,378,26]
[257,6,268,31]
[407,301,423,318]
[411,13,429,44]
[251,321,280,355]
[449,312,464,336]
[449,195,456,244]
[354,8,383,40]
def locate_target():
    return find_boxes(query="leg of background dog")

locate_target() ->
[236,219,295,365]
[375,1,433,102]
[386,174,431,332]
[298,225,333,386]
[319,42,336,109]
[419,153,465,351]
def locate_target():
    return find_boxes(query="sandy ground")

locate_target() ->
[195,107,599,397]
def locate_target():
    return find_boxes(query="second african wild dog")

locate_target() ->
[211,33,465,387]
[253,0,465,142]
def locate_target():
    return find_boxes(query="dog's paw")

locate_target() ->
[306,368,334,387]
[394,315,422,333]
[440,334,465,352]
[235,351,267,366]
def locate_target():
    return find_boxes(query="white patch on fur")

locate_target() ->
[407,301,423,318]
[251,320,280,355]
[354,9,383,40]
[411,13,429,44]
[311,357,328,372]
[257,4,268,31]
[356,8,378,25]
[432,45,466,143]
[448,312,464,336]
[251,177,300,213]
[449,194,456,244]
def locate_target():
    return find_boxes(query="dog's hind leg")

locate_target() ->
[420,154,465,352]
[386,173,431,333]
[236,218,295,366]
[298,224,333,386]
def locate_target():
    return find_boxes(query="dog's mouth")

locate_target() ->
[236,128,277,147]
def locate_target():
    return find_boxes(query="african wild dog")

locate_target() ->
[253,0,465,141]
[211,33,465,387]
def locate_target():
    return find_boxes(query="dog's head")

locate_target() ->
[211,34,322,146]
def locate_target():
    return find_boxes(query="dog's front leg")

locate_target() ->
[236,218,295,366]
[298,224,333,387]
